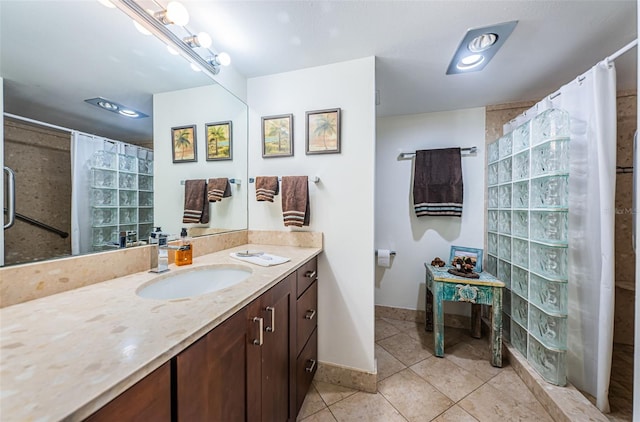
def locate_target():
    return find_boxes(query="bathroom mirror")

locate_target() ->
[1,1,248,266]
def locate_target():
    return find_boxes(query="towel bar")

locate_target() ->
[249,176,320,184]
[375,250,396,256]
[398,147,477,160]
[180,178,241,185]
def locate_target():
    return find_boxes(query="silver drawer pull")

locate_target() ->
[305,359,317,372]
[305,270,317,279]
[265,306,275,332]
[304,309,316,320]
[252,317,264,345]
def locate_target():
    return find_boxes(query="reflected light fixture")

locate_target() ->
[184,32,212,49]
[208,52,231,67]
[446,21,518,75]
[154,1,189,26]
[85,97,149,119]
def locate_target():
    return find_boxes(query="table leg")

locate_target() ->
[490,288,503,367]
[471,304,482,338]
[433,282,444,358]
[425,288,433,332]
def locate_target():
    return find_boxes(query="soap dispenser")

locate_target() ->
[175,227,193,266]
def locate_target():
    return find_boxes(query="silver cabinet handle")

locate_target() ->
[305,359,317,373]
[4,167,16,230]
[305,270,317,279]
[265,306,275,333]
[304,309,316,320]
[252,317,264,345]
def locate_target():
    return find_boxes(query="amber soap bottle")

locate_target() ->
[175,227,192,266]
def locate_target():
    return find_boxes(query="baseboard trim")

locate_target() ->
[314,361,377,393]
[375,304,471,329]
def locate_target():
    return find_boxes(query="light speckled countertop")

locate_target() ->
[0,244,321,421]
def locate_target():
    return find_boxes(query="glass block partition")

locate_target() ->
[486,109,569,386]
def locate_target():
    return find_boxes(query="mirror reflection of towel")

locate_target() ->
[183,179,209,224]
[282,176,309,227]
[413,148,463,217]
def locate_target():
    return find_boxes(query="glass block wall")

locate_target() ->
[486,109,570,386]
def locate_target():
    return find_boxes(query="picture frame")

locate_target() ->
[449,246,483,273]
[262,114,293,158]
[306,108,341,154]
[171,125,197,163]
[206,121,233,161]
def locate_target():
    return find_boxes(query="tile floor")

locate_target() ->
[297,317,554,421]
[604,343,633,422]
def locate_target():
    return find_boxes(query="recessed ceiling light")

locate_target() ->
[446,21,518,75]
[468,33,498,53]
[84,97,148,119]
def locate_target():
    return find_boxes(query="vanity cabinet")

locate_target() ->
[85,362,171,422]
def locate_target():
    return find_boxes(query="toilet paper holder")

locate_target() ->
[375,250,396,256]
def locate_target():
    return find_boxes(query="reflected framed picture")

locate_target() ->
[171,125,197,163]
[449,246,483,272]
[306,108,341,154]
[206,121,232,161]
[262,114,293,158]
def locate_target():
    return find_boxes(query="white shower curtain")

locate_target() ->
[506,61,617,412]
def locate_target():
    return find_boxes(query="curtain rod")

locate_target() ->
[4,112,74,134]
[398,146,477,160]
[605,39,638,66]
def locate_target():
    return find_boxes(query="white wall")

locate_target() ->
[375,108,486,316]
[248,57,377,373]
[153,84,248,236]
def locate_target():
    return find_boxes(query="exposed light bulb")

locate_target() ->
[97,0,115,8]
[190,63,202,72]
[166,1,189,26]
[196,32,212,49]
[133,20,151,35]
[167,45,179,55]
[217,52,231,66]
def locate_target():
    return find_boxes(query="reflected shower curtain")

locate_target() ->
[506,62,617,412]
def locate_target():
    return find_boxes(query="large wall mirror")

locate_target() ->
[1,1,248,267]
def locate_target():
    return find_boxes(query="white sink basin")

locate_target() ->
[136,265,252,300]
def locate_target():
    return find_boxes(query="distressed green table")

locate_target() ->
[425,264,505,367]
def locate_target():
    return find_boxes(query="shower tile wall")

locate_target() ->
[486,109,570,386]
[3,119,72,265]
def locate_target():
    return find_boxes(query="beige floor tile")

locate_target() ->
[380,317,421,332]
[377,332,433,366]
[313,380,358,406]
[378,368,453,421]
[432,404,479,422]
[443,340,504,382]
[375,344,406,381]
[410,356,484,402]
[298,384,328,420]
[300,408,338,422]
[487,367,541,408]
[459,383,554,422]
[405,325,466,352]
[376,318,402,341]
[329,392,407,422]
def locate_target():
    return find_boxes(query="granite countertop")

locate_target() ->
[0,244,321,422]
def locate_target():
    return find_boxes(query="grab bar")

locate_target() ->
[3,208,69,238]
[3,166,15,230]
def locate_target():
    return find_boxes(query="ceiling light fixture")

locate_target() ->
[154,1,189,26]
[85,97,148,119]
[446,21,518,75]
[112,0,231,80]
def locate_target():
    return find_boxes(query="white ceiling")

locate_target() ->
[1,0,637,142]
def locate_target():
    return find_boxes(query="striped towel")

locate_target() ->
[183,179,209,224]
[207,178,231,202]
[413,148,463,217]
[255,176,279,202]
[282,176,309,227]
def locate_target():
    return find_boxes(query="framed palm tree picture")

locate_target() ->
[262,114,293,158]
[306,108,341,154]
[206,121,232,161]
[171,125,197,163]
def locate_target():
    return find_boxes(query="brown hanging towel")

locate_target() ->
[183,179,209,224]
[207,178,232,202]
[255,176,279,202]
[281,176,310,227]
[413,148,463,217]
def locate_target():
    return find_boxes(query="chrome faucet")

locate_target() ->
[149,233,179,273]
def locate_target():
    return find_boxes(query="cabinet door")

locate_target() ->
[85,362,171,422]
[176,305,251,422]
[260,272,295,422]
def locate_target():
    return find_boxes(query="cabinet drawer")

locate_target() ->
[296,256,318,298]
[296,328,318,415]
[296,281,318,355]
